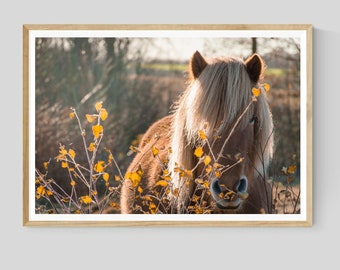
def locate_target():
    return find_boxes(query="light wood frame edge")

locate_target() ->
[22,24,313,227]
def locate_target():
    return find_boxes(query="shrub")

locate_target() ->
[35,102,122,214]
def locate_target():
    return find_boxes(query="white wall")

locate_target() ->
[2,1,339,269]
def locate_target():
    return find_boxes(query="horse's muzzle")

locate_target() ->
[210,177,249,209]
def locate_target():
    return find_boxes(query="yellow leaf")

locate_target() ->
[137,186,143,194]
[162,175,171,181]
[80,195,93,205]
[173,188,179,197]
[184,170,193,177]
[69,112,75,119]
[59,148,67,156]
[86,114,96,123]
[136,165,143,176]
[125,171,142,187]
[46,190,53,196]
[213,162,222,169]
[88,142,95,152]
[203,181,209,189]
[61,161,68,168]
[103,173,109,182]
[100,108,108,121]
[199,130,207,140]
[92,125,103,139]
[194,147,204,158]
[215,170,221,178]
[70,180,76,187]
[263,83,270,92]
[192,194,200,202]
[43,162,49,170]
[68,149,76,159]
[224,191,236,201]
[287,165,297,174]
[204,155,211,165]
[114,175,121,182]
[149,202,157,213]
[195,207,203,214]
[109,202,119,208]
[206,165,212,173]
[252,87,261,97]
[36,185,46,196]
[161,169,171,181]
[95,101,103,112]
[143,195,153,201]
[94,161,105,173]
[152,146,159,157]
[155,180,169,187]
[149,202,156,209]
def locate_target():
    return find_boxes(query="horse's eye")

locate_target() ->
[249,115,256,124]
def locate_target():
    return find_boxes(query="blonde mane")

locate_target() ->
[168,56,274,206]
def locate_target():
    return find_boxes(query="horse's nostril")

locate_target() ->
[211,178,222,194]
[235,178,248,193]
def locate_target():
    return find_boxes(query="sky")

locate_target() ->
[129,37,300,62]
[130,37,251,61]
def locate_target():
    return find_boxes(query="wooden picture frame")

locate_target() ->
[23,24,312,226]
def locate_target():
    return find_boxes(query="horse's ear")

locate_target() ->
[190,51,208,79]
[245,54,264,83]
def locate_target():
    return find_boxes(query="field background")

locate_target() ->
[1,1,339,270]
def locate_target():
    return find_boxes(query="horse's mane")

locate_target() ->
[169,55,274,201]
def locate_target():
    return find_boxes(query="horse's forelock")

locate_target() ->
[185,57,255,141]
[169,56,273,192]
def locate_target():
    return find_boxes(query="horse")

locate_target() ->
[120,51,274,214]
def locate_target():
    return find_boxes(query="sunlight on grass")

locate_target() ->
[142,63,188,72]
[265,68,287,77]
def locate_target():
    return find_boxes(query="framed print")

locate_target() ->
[23,24,312,226]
